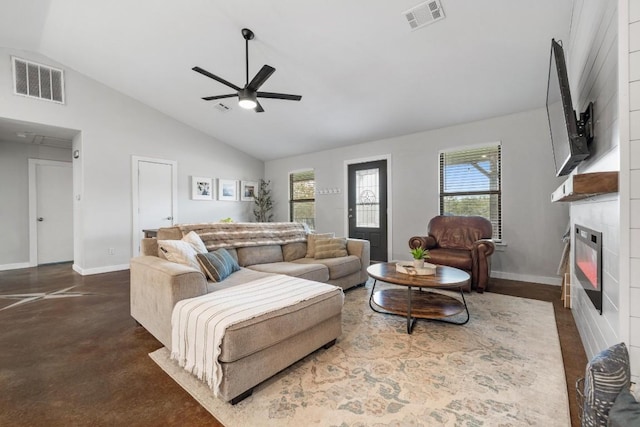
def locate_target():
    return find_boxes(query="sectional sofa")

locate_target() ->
[130,222,370,403]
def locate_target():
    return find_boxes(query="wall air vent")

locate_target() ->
[12,56,65,104]
[214,102,231,113]
[403,0,445,31]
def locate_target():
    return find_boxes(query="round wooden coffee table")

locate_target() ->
[367,263,470,334]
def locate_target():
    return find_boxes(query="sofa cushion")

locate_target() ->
[218,288,343,363]
[247,262,329,283]
[236,245,283,267]
[305,233,334,258]
[314,237,348,259]
[293,256,361,280]
[427,248,473,271]
[182,231,208,253]
[157,240,202,272]
[196,248,240,282]
[282,242,308,261]
[206,268,272,292]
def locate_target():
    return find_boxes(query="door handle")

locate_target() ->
[348,215,353,218]
[37,217,44,222]
[165,216,173,221]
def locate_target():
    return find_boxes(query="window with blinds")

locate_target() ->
[290,170,315,230]
[439,144,502,240]
[12,57,65,104]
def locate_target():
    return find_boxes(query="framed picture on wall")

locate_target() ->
[240,180,258,201]
[191,176,213,200]
[218,179,238,201]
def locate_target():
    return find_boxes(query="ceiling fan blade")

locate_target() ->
[257,91,302,101]
[247,65,275,91]
[201,94,236,101]
[254,101,265,113]
[192,66,241,91]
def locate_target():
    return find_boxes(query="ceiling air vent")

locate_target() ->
[12,56,65,104]
[213,102,231,113]
[403,0,445,31]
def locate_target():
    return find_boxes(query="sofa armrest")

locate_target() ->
[473,239,495,257]
[130,256,207,348]
[346,238,370,284]
[471,239,495,292]
[408,235,437,250]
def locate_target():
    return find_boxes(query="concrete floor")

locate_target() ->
[0,263,585,426]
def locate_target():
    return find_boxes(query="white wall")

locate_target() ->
[0,140,70,267]
[0,47,264,273]
[265,108,569,284]
[626,0,640,382]
[566,0,622,360]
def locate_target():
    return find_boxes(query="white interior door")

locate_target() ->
[136,159,175,252]
[35,161,73,264]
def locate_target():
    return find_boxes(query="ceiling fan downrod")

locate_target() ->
[242,28,254,87]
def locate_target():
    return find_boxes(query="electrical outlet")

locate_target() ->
[108,248,115,255]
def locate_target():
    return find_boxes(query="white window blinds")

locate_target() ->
[439,144,502,239]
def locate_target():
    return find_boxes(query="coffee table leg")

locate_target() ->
[458,288,470,325]
[368,279,378,312]
[407,286,414,334]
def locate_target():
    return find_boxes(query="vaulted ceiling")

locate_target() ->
[0,0,573,160]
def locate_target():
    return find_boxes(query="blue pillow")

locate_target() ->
[196,248,240,282]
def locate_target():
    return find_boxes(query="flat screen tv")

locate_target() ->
[546,39,593,177]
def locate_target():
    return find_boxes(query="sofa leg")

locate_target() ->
[323,339,337,349]
[230,388,253,405]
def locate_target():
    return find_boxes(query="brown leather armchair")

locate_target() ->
[408,215,495,293]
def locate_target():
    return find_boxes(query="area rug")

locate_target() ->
[150,283,570,426]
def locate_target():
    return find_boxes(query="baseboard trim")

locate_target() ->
[491,270,562,286]
[73,263,130,276]
[0,262,33,271]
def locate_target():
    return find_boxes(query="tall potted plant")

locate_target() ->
[253,179,274,222]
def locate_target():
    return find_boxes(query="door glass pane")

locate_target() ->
[356,168,379,227]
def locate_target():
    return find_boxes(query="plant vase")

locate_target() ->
[413,259,425,269]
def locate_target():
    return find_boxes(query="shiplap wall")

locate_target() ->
[568,0,622,360]
[628,0,640,382]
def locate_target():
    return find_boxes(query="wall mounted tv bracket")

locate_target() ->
[577,102,594,147]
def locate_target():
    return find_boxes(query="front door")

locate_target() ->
[35,161,73,264]
[348,160,388,262]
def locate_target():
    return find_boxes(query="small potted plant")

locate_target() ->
[410,246,430,268]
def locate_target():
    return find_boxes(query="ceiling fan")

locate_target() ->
[193,28,302,113]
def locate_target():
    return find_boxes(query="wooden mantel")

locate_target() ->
[551,171,619,202]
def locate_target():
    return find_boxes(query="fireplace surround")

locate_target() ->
[574,224,603,314]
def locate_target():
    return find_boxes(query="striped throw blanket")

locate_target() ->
[177,222,308,251]
[170,275,342,396]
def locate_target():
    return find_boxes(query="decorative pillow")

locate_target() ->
[182,231,207,253]
[282,242,308,261]
[608,388,640,427]
[582,342,631,426]
[314,237,348,259]
[157,240,202,272]
[305,232,334,258]
[197,248,240,282]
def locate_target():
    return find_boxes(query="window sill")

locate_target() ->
[494,242,507,252]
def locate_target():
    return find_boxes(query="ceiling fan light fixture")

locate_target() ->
[238,89,257,109]
[238,98,257,109]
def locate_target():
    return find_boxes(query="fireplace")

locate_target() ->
[574,224,603,314]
